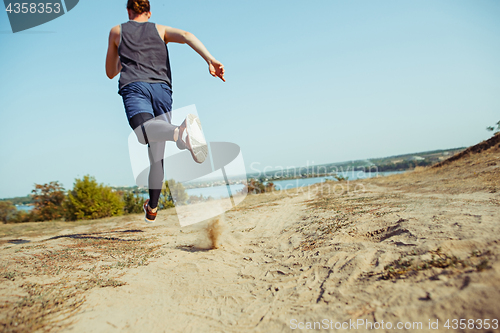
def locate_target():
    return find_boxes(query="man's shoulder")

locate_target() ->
[108,25,121,46]
[110,24,121,34]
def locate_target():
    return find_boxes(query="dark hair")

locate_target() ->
[127,0,150,14]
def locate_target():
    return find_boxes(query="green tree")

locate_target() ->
[0,201,16,223]
[31,181,65,221]
[123,191,146,214]
[158,179,188,209]
[64,175,124,221]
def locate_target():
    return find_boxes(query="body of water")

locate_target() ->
[15,205,33,212]
[186,185,245,198]
[268,170,405,191]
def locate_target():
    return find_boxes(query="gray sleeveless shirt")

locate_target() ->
[118,21,172,92]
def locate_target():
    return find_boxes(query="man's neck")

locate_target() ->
[129,13,149,23]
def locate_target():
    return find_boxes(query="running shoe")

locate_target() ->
[143,199,157,223]
[177,114,208,164]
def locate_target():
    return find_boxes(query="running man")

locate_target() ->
[105,0,225,223]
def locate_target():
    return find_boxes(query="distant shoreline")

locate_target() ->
[0,147,465,202]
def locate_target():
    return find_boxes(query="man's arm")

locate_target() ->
[105,25,122,79]
[161,26,225,82]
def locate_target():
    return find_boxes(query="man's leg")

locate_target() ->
[128,113,166,207]
[137,82,177,145]
[137,118,178,144]
[147,141,165,209]
[122,83,172,222]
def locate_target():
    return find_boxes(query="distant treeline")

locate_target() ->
[247,147,465,180]
[355,159,433,172]
[0,196,34,205]
[368,147,465,163]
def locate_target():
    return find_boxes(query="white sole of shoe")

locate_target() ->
[144,217,155,224]
[185,114,208,164]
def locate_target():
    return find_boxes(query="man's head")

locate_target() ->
[127,0,151,21]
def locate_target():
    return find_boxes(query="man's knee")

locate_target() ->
[133,125,149,145]
[129,112,154,145]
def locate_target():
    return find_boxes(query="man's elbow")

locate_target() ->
[106,67,117,79]
[182,31,194,43]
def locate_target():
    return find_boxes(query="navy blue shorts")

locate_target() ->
[119,81,173,128]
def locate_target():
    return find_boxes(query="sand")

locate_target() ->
[1,134,499,333]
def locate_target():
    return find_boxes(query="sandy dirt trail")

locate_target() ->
[66,193,308,332]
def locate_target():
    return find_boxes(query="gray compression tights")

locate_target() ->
[129,112,178,209]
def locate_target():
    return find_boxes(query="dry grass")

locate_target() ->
[0,227,166,333]
[380,248,493,280]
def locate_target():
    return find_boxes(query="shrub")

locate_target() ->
[333,174,349,182]
[0,201,16,223]
[245,179,275,194]
[266,181,275,192]
[64,175,124,221]
[123,191,145,214]
[158,179,187,209]
[31,181,65,221]
[9,210,33,223]
[188,194,213,204]
[246,179,265,194]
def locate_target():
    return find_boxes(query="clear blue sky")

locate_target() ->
[0,0,499,198]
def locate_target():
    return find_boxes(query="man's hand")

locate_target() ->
[209,59,225,82]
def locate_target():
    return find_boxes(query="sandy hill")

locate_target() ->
[370,132,500,194]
